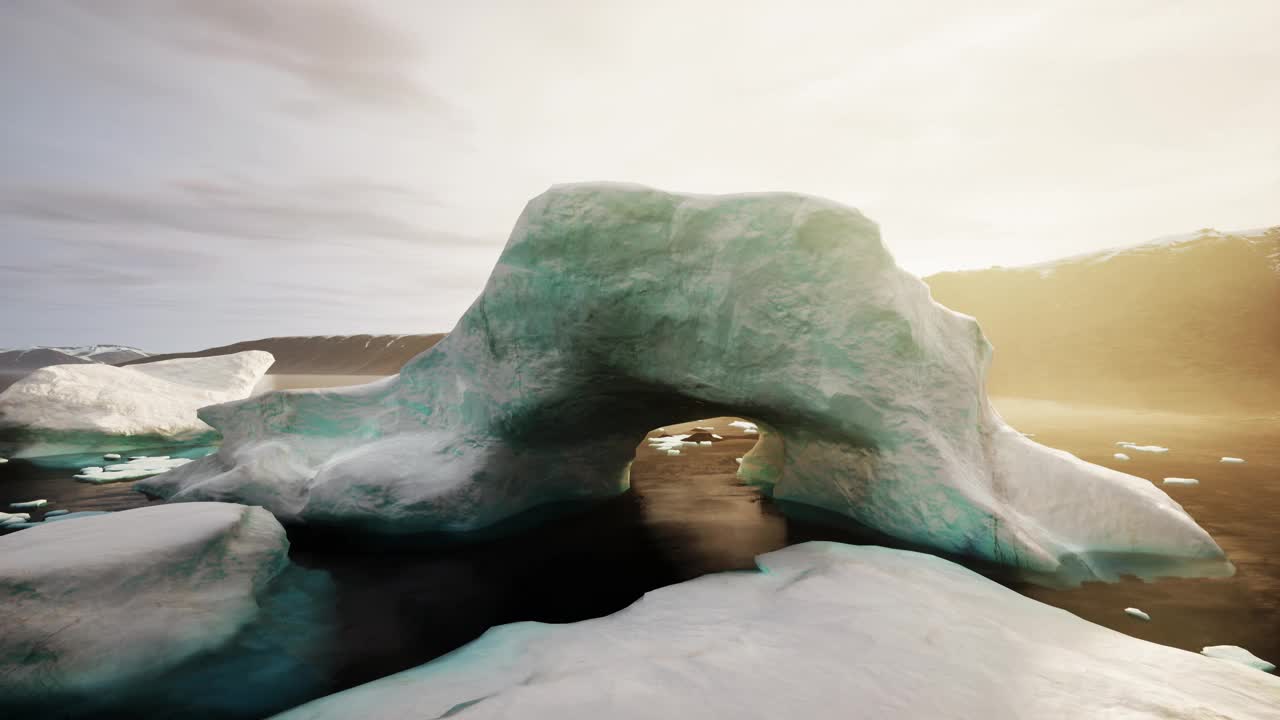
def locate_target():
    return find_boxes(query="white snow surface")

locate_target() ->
[1201,645,1276,672]
[140,185,1228,584]
[0,503,288,702]
[275,543,1280,720]
[0,351,273,444]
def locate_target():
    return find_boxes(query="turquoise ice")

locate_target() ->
[141,184,1228,583]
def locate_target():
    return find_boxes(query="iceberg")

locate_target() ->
[140,184,1227,583]
[0,503,289,705]
[1124,607,1152,621]
[274,543,1280,720]
[0,351,274,458]
[1201,645,1276,672]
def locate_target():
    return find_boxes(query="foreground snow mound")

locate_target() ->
[0,502,289,704]
[275,543,1280,720]
[0,351,273,457]
[141,184,1225,583]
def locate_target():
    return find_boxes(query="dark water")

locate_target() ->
[1,403,1276,718]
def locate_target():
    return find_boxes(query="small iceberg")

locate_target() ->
[103,453,121,460]
[1117,442,1169,454]
[1163,478,1199,486]
[74,456,192,484]
[0,511,31,527]
[9,499,48,509]
[1114,453,1131,461]
[1220,457,1246,464]
[1201,645,1275,672]
[729,420,758,431]
[1124,607,1151,621]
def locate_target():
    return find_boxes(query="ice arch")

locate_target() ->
[141,184,1228,583]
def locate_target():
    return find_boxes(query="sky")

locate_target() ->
[1,1,1277,351]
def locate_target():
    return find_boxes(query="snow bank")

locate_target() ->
[139,185,1228,584]
[1201,645,1276,672]
[74,456,192,484]
[0,351,273,457]
[275,543,1280,720]
[0,503,289,704]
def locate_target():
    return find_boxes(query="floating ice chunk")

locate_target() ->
[0,351,274,457]
[129,456,149,460]
[728,420,758,431]
[103,453,121,460]
[1201,645,1276,672]
[44,511,111,523]
[699,441,712,446]
[0,503,289,705]
[1114,453,1131,461]
[74,456,192,484]
[0,457,8,464]
[1220,457,1245,464]
[692,426,715,432]
[735,457,743,464]
[0,512,32,526]
[80,466,104,474]
[745,428,758,435]
[1124,607,1151,621]
[711,434,723,440]
[1117,443,1169,454]
[666,449,680,456]
[1163,478,1199,486]
[272,543,1280,720]
[9,499,48,509]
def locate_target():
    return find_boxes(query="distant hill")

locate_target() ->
[122,334,446,375]
[926,227,1280,415]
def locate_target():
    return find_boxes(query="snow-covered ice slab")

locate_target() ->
[0,503,288,704]
[275,543,1280,720]
[139,185,1228,584]
[74,456,192,484]
[0,351,273,458]
[1201,645,1276,672]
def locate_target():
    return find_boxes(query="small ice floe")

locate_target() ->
[1114,453,1131,461]
[128,456,149,461]
[1117,442,1169,454]
[44,510,110,523]
[1201,645,1275,672]
[0,511,32,527]
[745,428,758,435]
[103,453,121,460]
[1163,478,1199,486]
[711,434,723,440]
[74,456,192,484]
[80,466,104,475]
[44,509,70,517]
[0,457,8,464]
[1123,607,1151,621]
[666,449,681,456]
[693,426,715,432]
[734,457,743,465]
[729,420,758,432]
[10,499,48,509]
[698,441,712,446]
[1220,457,1246,464]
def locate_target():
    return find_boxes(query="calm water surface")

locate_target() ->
[1,383,1275,718]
